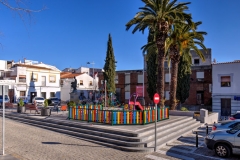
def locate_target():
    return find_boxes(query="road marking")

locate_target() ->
[156,150,194,160]
[145,155,170,160]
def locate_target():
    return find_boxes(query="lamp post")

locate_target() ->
[87,61,95,100]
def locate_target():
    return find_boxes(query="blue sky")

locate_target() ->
[0,0,240,71]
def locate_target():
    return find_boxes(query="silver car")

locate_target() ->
[205,123,240,158]
[212,120,240,131]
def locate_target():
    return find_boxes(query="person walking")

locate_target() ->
[34,100,40,114]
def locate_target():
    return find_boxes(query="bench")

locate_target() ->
[5,102,15,110]
[25,104,38,113]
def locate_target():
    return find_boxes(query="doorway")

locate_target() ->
[221,98,231,116]
[196,91,204,105]
[30,92,37,103]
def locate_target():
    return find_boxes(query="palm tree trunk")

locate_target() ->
[170,46,180,110]
[156,21,169,107]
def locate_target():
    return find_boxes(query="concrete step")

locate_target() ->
[148,121,201,149]
[137,116,194,137]
[0,112,202,152]
[140,117,198,143]
[3,114,147,148]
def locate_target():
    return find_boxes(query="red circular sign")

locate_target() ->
[153,93,160,104]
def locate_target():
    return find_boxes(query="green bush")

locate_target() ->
[180,107,189,111]
[67,101,76,107]
[44,99,48,108]
[19,99,24,107]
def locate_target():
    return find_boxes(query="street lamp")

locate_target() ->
[87,61,95,100]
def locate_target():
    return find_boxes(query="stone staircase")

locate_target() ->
[0,112,202,152]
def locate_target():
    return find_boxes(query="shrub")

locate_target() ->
[44,99,48,108]
[19,99,24,107]
[180,107,189,111]
[67,101,76,107]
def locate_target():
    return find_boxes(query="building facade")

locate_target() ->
[212,60,240,118]
[98,49,212,107]
[2,60,61,103]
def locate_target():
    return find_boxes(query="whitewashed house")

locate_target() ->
[212,60,240,118]
[60,71,99,102]
[7,60,61,103]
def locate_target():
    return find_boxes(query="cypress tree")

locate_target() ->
[176,55,191,104]
[146,30,157,100]
[103,34,116,94]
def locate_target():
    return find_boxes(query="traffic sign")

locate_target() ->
[153,93,160,104]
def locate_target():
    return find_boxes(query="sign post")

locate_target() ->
[153,93,160,152]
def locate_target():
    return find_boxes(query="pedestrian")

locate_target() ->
[34,100,40,114]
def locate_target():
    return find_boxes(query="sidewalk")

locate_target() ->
[0,154,18,160]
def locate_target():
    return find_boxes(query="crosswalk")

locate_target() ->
[144,126,217,160]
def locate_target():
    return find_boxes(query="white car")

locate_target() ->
[32,97,45,106]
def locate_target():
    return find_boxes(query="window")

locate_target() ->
[80,80,83,85]
[30,73,38,82]
[19,75,26,83]
[229,122,240,128]
[49,75,56,83]
[194,59,199,65]
[50,92,55,97]
[89,81,93,86]
[20,91,26,96]
[165,73,171,83]
[221,76,231,87]
[41,92,46,99]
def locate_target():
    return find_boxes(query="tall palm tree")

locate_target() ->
[165,22,207,109]
[126,0,193,107]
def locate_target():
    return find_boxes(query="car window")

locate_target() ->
[0,95,9,99]
[227,123,240,134]
[233,113,240,119]
[229,122,240,128]
[35,97,44,100]
[50,98,58,100]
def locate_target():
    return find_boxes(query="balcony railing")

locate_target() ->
[18,79,26,83]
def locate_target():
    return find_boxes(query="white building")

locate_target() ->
[60,71,99,102]
[212,60,240,118]
[7,60,61,103]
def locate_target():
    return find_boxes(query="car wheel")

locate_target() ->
[215,144,231,158]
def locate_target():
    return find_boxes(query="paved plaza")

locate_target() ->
[0,109,239,160]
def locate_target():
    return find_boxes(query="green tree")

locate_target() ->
[146,29,157,100]
[126,0,193,107]
[176,54,191,106]
[165,22,207,109]
[103,34,116,94]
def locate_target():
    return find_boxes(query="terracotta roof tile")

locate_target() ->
[13,64,52,70]
[60,72,83,78]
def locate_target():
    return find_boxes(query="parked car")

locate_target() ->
[17,96,28,104]
[212,120,240,131]
[229,112,240,120]
[32,97,45,106]
[48,97,60,105]
[205,123,240,158]
[0,95,10,105]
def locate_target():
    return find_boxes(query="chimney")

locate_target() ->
[24,58,26,64]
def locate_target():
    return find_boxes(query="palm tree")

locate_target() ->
[165,22,207,110]
[126,0,193,107]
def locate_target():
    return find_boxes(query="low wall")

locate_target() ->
[169,110,194,117]
[200,109,218,124]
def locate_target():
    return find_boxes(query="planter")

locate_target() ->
[17,106,25,113]
[41,108,50,116]
[21,106,26,113]
[17,106,21,113]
